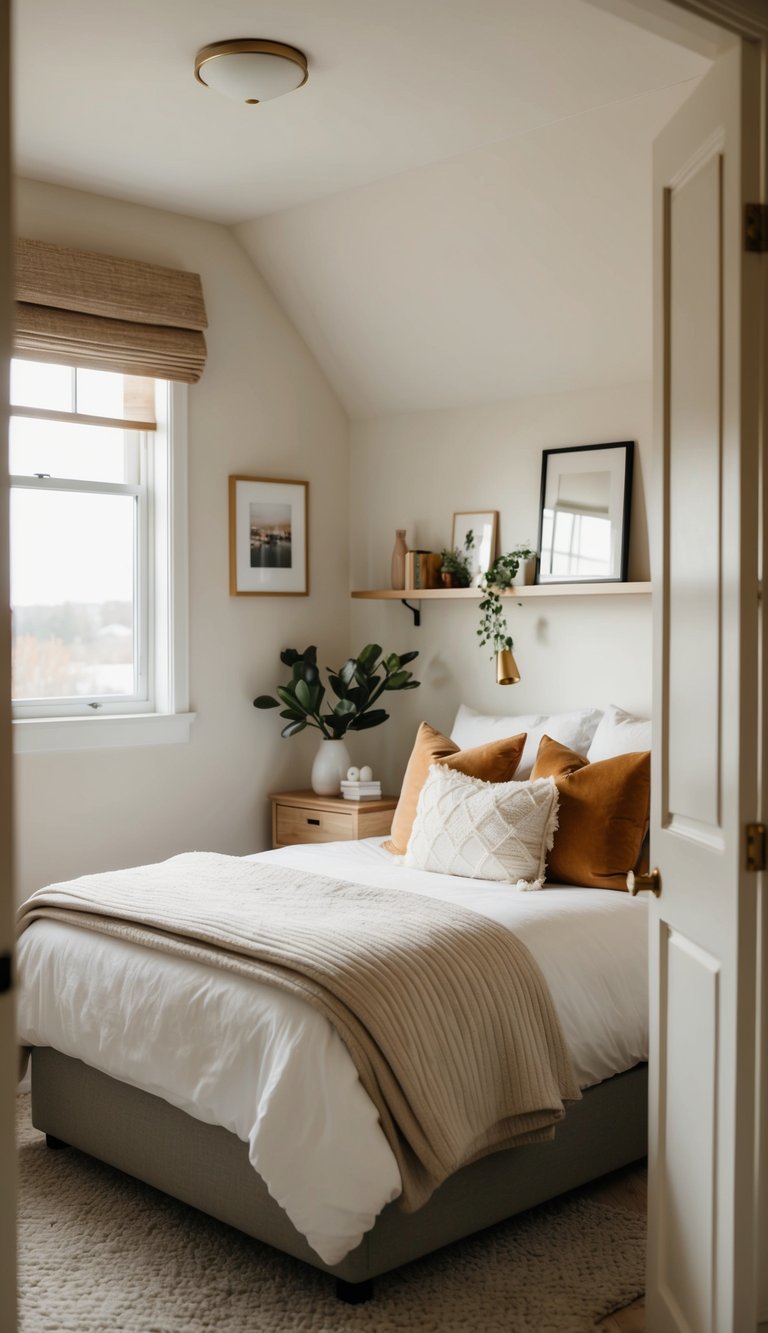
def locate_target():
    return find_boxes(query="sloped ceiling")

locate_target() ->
[235,80,696,417]
[14,0,710,416]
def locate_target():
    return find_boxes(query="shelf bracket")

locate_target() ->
[400,598,421,627]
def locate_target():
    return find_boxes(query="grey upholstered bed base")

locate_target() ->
[30,1047,647,1294]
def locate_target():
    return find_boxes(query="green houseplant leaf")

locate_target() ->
[357,642,382,670]
[349,709,389,731]
[281,719,307,738]
[384,670,413,690]
[254,644,420,740]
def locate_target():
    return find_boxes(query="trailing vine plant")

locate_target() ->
[477,548,536,657]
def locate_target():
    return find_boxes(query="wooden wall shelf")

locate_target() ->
[351,582,651,625]
[352,583,651,601]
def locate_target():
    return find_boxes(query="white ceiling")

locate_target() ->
[14,0,712,416]
[14,0,709,224]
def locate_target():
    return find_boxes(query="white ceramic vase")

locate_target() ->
[311,738,351,796]
[512,556,537,587]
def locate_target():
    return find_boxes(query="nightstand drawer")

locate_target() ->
[269,790,398,849]
[275,804,355,846]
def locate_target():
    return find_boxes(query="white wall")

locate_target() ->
[349,380,653,794]
[13,179,350,900]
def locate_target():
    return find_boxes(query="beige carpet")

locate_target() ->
[17,1094,645,1333]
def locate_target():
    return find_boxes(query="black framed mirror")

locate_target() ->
[536,441,634,584]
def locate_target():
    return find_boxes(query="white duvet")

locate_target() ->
[16,838,649,1265]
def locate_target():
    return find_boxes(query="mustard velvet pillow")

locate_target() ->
[530,735,651,891]
[382,721,527,856]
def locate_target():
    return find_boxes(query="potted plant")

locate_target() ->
[440,530,475,588]
[254,643,420,794]
[511,551,537,586]
[477,548,537,681]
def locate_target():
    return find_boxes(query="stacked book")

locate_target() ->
[404,550,442,590]
[340,779,382,802]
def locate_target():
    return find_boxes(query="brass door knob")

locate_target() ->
[627,867,662,897]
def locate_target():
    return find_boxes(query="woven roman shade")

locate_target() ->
[15,238,208,383]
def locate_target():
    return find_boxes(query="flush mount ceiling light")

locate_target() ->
[194,39,308,105]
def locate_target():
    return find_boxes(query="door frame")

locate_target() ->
[0,0,16,1327]
[596,0,767,1327]
[0,6,765,1333]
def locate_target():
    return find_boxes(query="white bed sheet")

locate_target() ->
[16,838,648,1266]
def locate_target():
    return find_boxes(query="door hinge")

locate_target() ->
[745,203,768,253]
[746,823,767,872]
[0,952,11,996]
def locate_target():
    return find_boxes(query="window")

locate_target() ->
[9,358,192,752]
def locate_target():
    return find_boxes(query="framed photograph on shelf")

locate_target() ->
[229,476,309,596]
[451,511,498,586]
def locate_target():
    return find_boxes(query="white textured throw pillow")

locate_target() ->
[405,764,559,887]
[450,703,603,779]
[587,704,652,763]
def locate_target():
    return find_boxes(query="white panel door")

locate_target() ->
[649,37,764,1333]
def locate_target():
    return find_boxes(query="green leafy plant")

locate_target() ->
[253,644,420,739]
[440,529,474,587]
[477,548,537,656]
[439,546,472,586]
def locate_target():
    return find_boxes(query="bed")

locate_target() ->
[16,834,649,1302]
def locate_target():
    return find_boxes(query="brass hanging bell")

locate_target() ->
[496,648,521,685]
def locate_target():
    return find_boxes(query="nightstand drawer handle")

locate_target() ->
[307,817,320,826]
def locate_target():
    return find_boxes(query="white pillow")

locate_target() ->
[450,703,603,779]
[404,764,559,887]
[587,705,652,763]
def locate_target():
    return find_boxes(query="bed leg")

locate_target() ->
[335,1277,374,1304]
[45,1133,68,1150]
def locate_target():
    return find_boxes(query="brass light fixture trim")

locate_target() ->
[496,648,521,686]
[194,39,309,105]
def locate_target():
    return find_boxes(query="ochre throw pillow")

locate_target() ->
[382,721,526,856]
[531,735,650,891]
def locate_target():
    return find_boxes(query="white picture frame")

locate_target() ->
[451,510,498,587]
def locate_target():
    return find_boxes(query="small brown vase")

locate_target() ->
[441,570,456,588]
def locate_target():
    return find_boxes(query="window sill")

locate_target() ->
[13,712,197,755]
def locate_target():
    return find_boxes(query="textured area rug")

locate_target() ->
[17,1094,645,1333]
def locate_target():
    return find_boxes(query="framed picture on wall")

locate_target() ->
[229,476,309,596]
[451,511,498,586]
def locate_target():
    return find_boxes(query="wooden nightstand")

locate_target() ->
[270,790,398,849]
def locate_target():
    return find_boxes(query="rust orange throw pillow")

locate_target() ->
[531,735,650,891]
[382,721,527,856]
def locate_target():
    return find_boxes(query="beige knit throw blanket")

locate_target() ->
[17,852,581,1211]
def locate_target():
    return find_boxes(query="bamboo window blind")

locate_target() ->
[14,238,208,383]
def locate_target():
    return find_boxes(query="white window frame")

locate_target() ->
[12,379,194,753]
[11,472,149,719]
